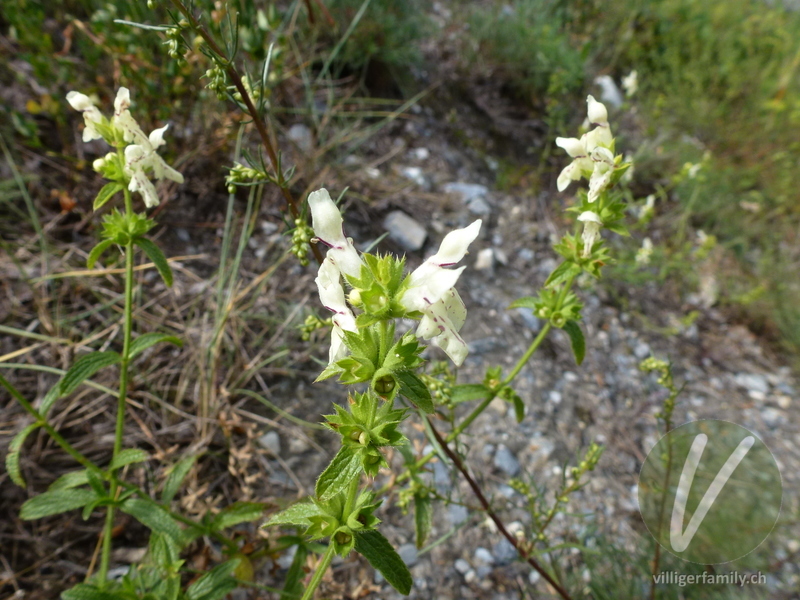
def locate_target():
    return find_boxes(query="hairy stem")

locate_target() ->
[300,542,337,600]
[167,0,323,265]
[427,420,574,600]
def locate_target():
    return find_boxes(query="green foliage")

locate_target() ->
[60,351,123,397]
[468,0,585,112]
[109,448,150,470]
[6,423,40,487]
[315,446,364,501]
[354,529,412,595]
[134,237,174,287]
[120,498,183,544]
[129,332,183,359]
[561,320,585,365]
[20,488,98,519]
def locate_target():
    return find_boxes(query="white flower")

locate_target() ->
[622,70,638,97]
[636,237,653,265]
[308,188,362,278]
[555,96,613,193]
[315,257,357,363]
[399,220,482,366]
[577,211,602,258]
[66,91,104,142]
[587,147,615,203]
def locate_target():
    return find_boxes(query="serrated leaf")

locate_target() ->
[93,182,124,211]
[87,239,116,269]
[264,500,320,528]
[134,237,173,287]
[81,496,112,521]
[508,296,537,310]
[211,502,267,531]
[450,384,489,403]
[161,453,199,504]
[562,320,586,365]
[6,423,39,488]
[20,488,98,519]
[120,498,182,542]
[414,494,432,549]
[185,559,240,600]
[315,446,362,502]
[109,448,150,470]
[49,469,90,491]
[355,530,412,595]
[60,351,122,397]
[62,583,122,600]
[545,261,581,288]
[129,333,183,360]
[39,385,60,417]
[396,370,434,413]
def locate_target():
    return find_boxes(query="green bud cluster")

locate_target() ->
[225,162,267,194]
[290,218,313,266]
[568,442,604,479]
[300,314,330,341]
[203,65,227,101]
[164,25,186,60]
[101,210,156,245]
[306,490,382,556]
[639,357,678,423]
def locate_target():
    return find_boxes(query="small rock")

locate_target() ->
[466,196,492,216]
[494,444,520,476]
[529,570,541,585]
[176,228,191,242]
[411,147,430,160]
[258,431,281,455]
[489,397,507,415]
[260,221,279,235]
[398,543,418,567]
[517,248,535,263]
[516,308,541,331]
[288,436,310,454]
[383,211,427,251]
[761,407,786,429]
[633,342,651,360]
[493,539,518,565]
[401,166,426,187]
[276,545,297,569]
[464,569,478,583]
[443,182,488,202]
[548,390,562,405]
[475,248,494,271]
[287,124,313,151]
[365,167,380,179]
[448,504,469,525]
[735,373,769,395]
[775,395,792,409]
[468,337,500,355]
[454,558,471,575]
[474,547,495,566]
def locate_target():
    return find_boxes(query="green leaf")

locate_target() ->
[513,395,526,423]
[134,237,173,287]
[545,260,581,288]
[39,385,60,417]
[450,384,489,403]
[49,469,90,491]
[396,370,434,413]
[87,239,116,269]
[355,530,412,595]
[161,453,200,504]
[109,448,150,470]
[60,351,122,397]
[562,320,586,365]
[211,502,267,531]
[508,296,537,310]
[6,423,39,488]
[20,488,98,519]
[185,559,240,600]
[414,493,432,549]
[120,498,182,542]
[282,542,308,598]
[62,583,123,600]
[265,500,320,528]
[129,332,183,360]
[315,446,362,502]
[93,182,124,211]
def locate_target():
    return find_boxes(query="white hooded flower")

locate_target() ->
[622,70,638,97]
[587,146,615,203]
[308,188,362,278]
[399,220,482,366]
[636,237,653,265]
[577,211,603,258]
[315,257,357,363]
[555,96,613,193]
[66,91,104,142]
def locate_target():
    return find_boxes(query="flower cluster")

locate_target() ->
[308,188,480,367]
[66,88,184,208]
[556,96,627,258]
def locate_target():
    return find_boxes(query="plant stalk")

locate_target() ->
[300,542,337,600]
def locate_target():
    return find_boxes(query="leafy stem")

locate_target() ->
[300,542,337,600]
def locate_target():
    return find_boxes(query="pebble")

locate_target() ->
[398,543,418,567]
[454,558,471,575]
[383,211,427,251]
[633,341,651,360]
[516,308,541,331]
[529,570,541,585]
[175,228,191,242]
[735,373,769,395]
[466,196,492,216]
[493,539,518,565]
[401,166,427,187]
[494,444,520,476]
[448,504,469,525]
[411,147,430,160]
[287,124,313,151]
[475,248,495,271]
[761,407,786,429]
[548,390,562,405]
[517,248,535,263]
[258,431,280,455]
[443,182,488,202]
[474,547,495,566]
[489,397,507,415]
